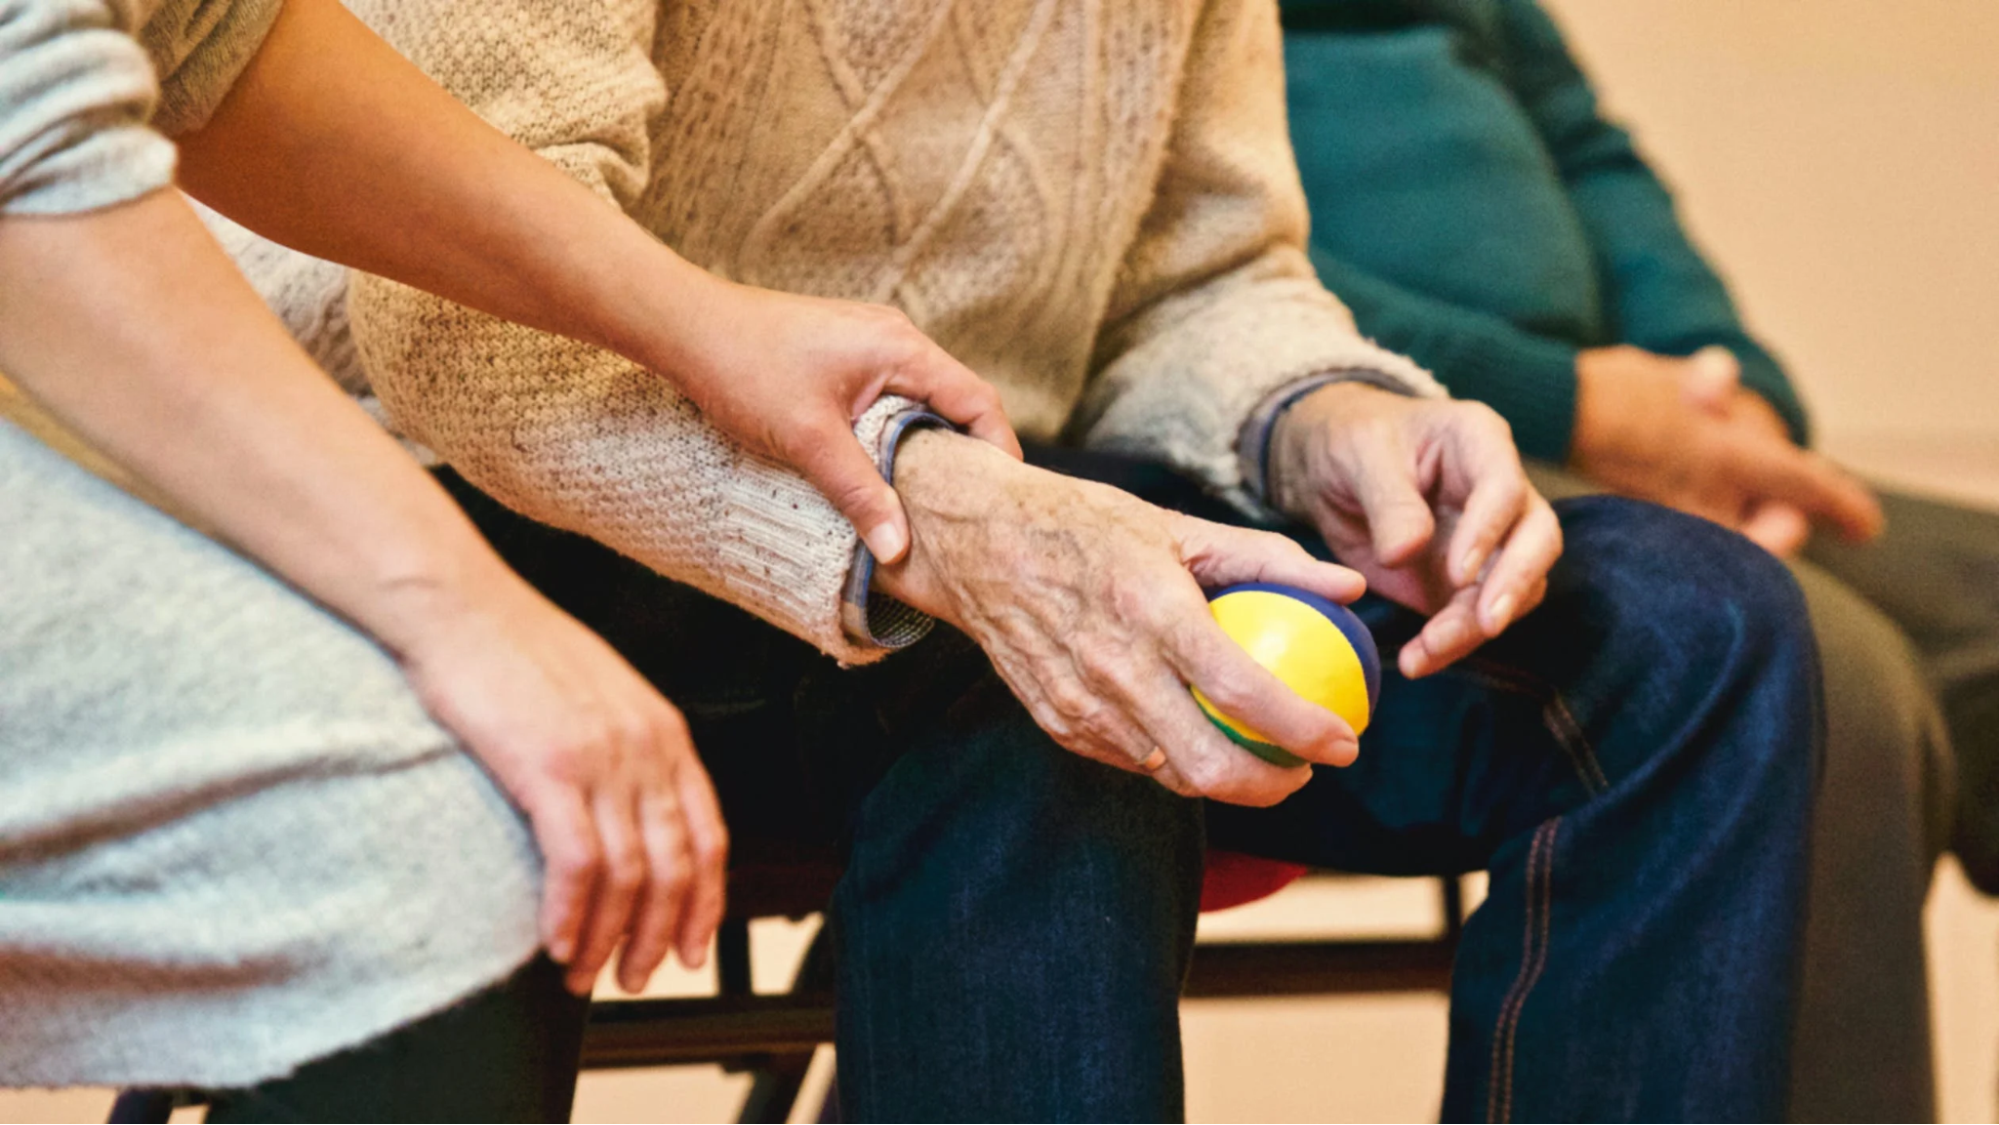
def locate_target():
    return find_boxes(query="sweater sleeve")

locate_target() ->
[1073,0,1444,518]
[1305,242,1583,463]
[0,0,173,215]
[1494,0,1810,445]
[342,0,909,664]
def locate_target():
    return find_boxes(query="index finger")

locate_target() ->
[1474,494,1562,636]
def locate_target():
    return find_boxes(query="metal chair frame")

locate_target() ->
[109,872,1463,1124]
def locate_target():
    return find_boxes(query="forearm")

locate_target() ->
[172,0,719,381]
[0,189,520,656]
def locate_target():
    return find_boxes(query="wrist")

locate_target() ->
[1570,349,1634,471]
[1267,381,1383,518]
[354,532,542,663]
[869,427,1025,622]
[590,241,737,381]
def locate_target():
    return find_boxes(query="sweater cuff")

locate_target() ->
[1236,370,1416,508]
[838,406,949,651]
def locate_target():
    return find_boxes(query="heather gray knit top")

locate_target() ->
[0,0,541,1088]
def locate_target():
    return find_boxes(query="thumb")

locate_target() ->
[1680,346,1741,414]
[791,425,912,563]
[882,348,1024,460]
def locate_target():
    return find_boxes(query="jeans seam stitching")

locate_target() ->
[1463,658,1611,794]
[1487,816,1560,1123]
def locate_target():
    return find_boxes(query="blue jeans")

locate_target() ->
[438,451,1820,1123]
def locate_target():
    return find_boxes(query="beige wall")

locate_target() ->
[1540,0,1999,450]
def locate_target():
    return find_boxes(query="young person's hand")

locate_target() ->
[1572,345,1881,556]
[1269,383,1563,679]
[178,0,1019,570]
[0,189,727,1000]
[874,430,1365,808]
[385,574,729,998]
[651,282,1021,565]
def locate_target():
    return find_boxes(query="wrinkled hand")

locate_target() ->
[660,282,1021,565]
[1269,382,1563,679]
[875,430,1367,807]
[1573,345,1881,556]
[387,573,728,996]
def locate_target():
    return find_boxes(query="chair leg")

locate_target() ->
[735,925,836,1125]
[106,1089,176,1124]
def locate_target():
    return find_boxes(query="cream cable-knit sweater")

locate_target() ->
[226,0,1441,665]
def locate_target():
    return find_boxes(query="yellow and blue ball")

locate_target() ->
[1194,583,1381,768]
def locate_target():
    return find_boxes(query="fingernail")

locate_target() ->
[549,936,574,964]
[1399,644,1428,679]
[1329,734,1360,766]
[1487,593,1518,634]
[864,521,907,563]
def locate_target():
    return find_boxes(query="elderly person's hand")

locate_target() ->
[1268,382,1564,679]
[874,431,1366,808]
[1572,345,1882,556]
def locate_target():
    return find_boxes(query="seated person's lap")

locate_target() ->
[435,444,1818,1121]
[0,420,545,1091]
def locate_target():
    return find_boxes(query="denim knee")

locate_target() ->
[1536,497,1822,793]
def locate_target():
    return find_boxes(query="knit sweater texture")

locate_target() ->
[0,1,542,1088]
[222,0,1443,666]
[1278,0,1808,461]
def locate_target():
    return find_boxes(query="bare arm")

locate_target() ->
[175,0,1014,561]
[0,189,724,995]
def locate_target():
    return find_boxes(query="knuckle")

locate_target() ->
[693,830,729,868]
[538,738,595,785]
[657,863,693,898]
[550,836,602,882]
[653,704,693,749]
[605,844,646,889]
[1176,753,1227,796]
[1045,677,1097,722]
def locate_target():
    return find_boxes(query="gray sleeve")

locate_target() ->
[0,0,175,215]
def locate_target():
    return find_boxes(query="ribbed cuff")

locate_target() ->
[1236,370,1420,507]
[838,407,950,651]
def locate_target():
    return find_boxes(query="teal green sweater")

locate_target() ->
[1281,0,1808,461]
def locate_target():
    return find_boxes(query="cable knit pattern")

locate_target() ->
[238,0,1444,667]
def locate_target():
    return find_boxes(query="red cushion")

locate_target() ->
[1200,850,1308,912]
